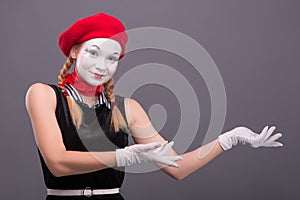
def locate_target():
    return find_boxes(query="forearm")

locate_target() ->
[49,150,116,177]
[130,124,225,180]
[160,139,224,180]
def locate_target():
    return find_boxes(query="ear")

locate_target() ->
[70,45,81,59]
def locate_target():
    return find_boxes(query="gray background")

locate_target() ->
[0,0,299,199]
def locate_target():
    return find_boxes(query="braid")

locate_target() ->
[58,55,83,129]
[58,56,73,85]
[104,78,115,102]
[104,78,128,132]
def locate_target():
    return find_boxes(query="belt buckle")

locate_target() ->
[83,187,93,197]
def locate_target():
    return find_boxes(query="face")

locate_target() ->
[74,38,122,86]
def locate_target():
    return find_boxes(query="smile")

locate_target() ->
[92,72,103,79]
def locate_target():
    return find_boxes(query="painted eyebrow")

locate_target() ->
[90,45,100,49]
[90,45,120,56]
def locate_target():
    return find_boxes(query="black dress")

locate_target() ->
[38,84,129,200]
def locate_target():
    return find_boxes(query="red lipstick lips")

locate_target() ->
[94,73,103,79]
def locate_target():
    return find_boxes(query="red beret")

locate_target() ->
[58,12,128,59]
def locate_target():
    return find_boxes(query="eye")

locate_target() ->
[107,56,118,63]
[84,48,99,57]
[88,50,98,57]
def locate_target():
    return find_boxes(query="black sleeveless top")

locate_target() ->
[37,84,129,189]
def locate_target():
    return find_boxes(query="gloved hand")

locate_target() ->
[116,141,182,167]
[218,126,283,151]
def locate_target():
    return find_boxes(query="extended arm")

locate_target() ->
[124,98,283,181]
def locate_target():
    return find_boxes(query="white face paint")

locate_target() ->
[75,38,122,86]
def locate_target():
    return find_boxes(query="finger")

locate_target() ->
[264,141,283,147]
[258,126,269,138]
[151,154,180,168]
[158,159,180,168]
[169,162,180,168]
[152,141,168,153]
[264,126,276,140]
[158,141,174,155]
[167,155,183,161]
[164,161,180,168]
[264,133,282,144]
[153,141,172,154]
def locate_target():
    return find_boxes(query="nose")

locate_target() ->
[95,58,107,72]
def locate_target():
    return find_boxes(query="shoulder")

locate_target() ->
[124,97,143,111]
[114,95,142,111]
[25,83,57,113]
[25,82,56,101]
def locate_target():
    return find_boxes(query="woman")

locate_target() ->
[25,12,283,199]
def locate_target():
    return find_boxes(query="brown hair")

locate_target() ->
[103,78,128,132]
[57,46,128,132]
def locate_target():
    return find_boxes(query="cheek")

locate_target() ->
[107,64,118,75]
[77,54,91,69]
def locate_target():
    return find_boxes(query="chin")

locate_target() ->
[86,80,100,86]
[89,79,104,86]
[88,77,110,86]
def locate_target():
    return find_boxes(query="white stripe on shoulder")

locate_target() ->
[65,84,78,101]
[66,84,84,102]
[64,83,111,109]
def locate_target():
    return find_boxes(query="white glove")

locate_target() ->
[116,141,182,168]
[218,126,283,151]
